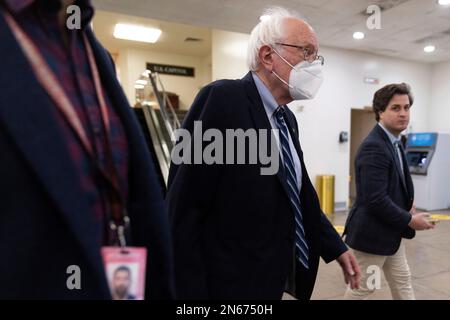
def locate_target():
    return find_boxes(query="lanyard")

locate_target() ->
[3,10,129,246]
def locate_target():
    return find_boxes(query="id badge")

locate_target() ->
[101,247,147,300]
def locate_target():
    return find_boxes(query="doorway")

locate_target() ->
[349,108,377,206]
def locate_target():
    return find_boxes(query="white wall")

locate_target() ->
[430,61,450,133]
[119,48,211,109]
[202,54,213,89]
[210,30,433,207]
[212,29,250,81]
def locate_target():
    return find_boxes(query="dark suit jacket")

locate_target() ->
[344,124,415,256]
[166,72,347,300]
[0,15,174,299]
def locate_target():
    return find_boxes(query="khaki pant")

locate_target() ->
[344,242,415,300]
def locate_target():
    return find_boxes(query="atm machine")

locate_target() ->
[405,133,450,211]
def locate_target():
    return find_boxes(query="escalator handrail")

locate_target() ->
[147,71,177,143]
[155,72,181,130]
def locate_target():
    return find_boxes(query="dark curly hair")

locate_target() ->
[373,83,414,121]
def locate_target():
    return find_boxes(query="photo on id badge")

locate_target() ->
[102,247,147,300]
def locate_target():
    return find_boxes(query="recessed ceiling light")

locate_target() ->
[353,32,365,40]
[114,24,161,43]
[260,15,271,22]
[424,45,436,53]
[438,0,450,6]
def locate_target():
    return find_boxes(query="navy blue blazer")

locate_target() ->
[167,72,347,300]
[344,124,415,255]
[0,14,174,299]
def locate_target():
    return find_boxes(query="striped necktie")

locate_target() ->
[274,106,309,269]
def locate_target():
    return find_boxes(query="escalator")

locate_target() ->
[132,70,184,195]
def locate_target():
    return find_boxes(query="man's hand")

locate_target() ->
[410,203,417,215]
[336,250,361,290]
[408,212,435,231]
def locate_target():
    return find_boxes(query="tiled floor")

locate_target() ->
[309,210,450,300]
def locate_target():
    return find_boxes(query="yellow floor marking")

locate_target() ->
[430,214,450,221]
[334,225,345,234]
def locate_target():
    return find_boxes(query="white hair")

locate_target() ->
[247,7,305,71]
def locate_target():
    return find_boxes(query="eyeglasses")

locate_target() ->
[274,42,325,65]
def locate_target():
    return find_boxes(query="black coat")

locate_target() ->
[344,124,415,255]
[167,72,347,300]
[0,15,174,299]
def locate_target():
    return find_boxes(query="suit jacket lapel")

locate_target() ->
[375,125,409,195]
[0,14,108,290]
[241,72,291,199]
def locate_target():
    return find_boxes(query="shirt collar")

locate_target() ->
[3,0,94,28]
[378,122,400,145]
[251,72,280,119]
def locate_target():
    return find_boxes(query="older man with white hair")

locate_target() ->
[167,6,360,300]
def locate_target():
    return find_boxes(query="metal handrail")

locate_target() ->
[154,72,181,130]
[134,70,183,187]
[140,101,170,185]
[146,71,177,144]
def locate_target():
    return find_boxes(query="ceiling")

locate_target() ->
[92,0,450,63]
[92,11,212,56]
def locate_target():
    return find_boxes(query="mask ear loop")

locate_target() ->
[271,47,295,89]
[272,47,297,69]
[272,70,293,89]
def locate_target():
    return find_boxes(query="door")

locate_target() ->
[349,108,377,206]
